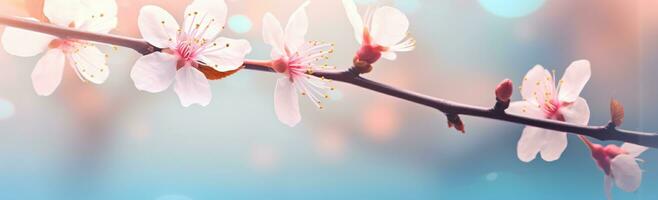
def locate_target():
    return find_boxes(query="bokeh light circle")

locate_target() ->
[228,15,253,34]
[485,172,499,181]
[0,98,15,120]
[478,0,545,18]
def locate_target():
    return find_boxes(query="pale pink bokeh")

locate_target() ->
[249,144,280,172]
[361,100,400,142]
[315,128,347,161]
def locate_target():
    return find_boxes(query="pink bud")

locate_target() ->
[495,79,513,102]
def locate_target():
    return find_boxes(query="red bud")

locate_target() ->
[495,79,513,102]
[447,114,465,134]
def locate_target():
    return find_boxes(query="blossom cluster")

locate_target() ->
[0,0,649,198]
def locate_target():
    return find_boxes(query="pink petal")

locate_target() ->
[1,20,55,57]
[31,49,66,96]
[560,97,590,125]
[520,65,555,105]
[130,52,178,93]
[284,1,310,53]
[183,0,227,40]
[380,51,397,61]
[610,155,643,192]
[43,0,80,27]
[517,126,567,162]
[262,13,286,58]
[69,44,110,84]
[174,66,212,107]
[274,78,301,127]
[79,0,118,17]
[620,143,648,158]
[370,6,409,47]
[77,0,118,33]
[197,37,251,72]
[517,126,544,162]
[558,60,591,103]
[138,5,179,48]
[341,0,364,44]
[506,100,544,118]
[538,131,567,162]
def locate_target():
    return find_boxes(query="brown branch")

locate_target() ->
[1,15,657,148]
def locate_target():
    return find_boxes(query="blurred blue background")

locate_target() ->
[0,0,657,199]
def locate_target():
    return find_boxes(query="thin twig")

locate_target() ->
[1,15,657,148]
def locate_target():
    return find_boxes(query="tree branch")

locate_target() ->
[1,15,657,148]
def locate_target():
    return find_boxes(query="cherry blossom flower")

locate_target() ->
[1,0,118,96]
[341,0,415,65]
[580,136,648,199]
[262,1,335,127]
[131,0,251,107]
[507,60,592,162]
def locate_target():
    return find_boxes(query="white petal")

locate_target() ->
[1,20,55,57]
[138,5,179,49]
[520,65,555,105]
[341,0,364,44]
[517,126,544,162]
[538,131,567,162]
[560,97,590,125]
[370,6,409,47]
[80,0,118,17]
[79,16,118,34]
[389,37,416,52]
[507,100,544,118]
[31,49,66,96]
[69,44,110,84]
[380,51,397,60]
[75,0,118,33]
[610,155,643,192]
[621,143,648,158]
[262,13,286,58]
[604,175,613,200]
[198,37,251,72]
[517,126,567,162]
[274,77,301,127]
[284,1,310,54]
[558,60,591,103]
[174,66,212,107]
[43,0,81,26]
[130,52,177,93]
[183,0,227,40]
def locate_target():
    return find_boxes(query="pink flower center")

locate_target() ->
[175,40,199,62]
[356,44,384,64]
[356,28,386,64]
[48,39,76,52]
[271,41,333,81]
[542,99,567,121]
[271,56,289,74]
[589,144,627,175]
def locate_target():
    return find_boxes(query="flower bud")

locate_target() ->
[610,99,624,127]
[495,79,513,102]
[447,114,465,134]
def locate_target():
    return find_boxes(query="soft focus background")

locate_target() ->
[0,0,657,199]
